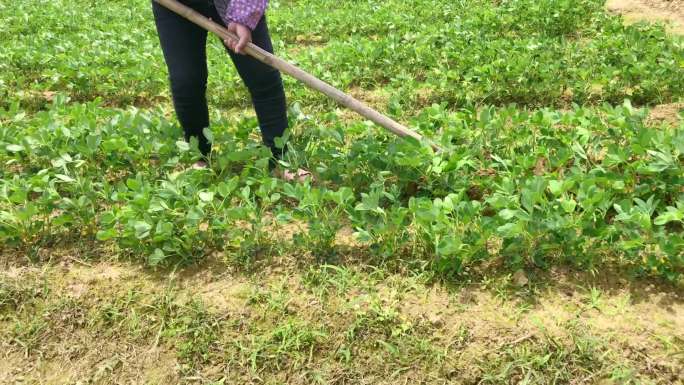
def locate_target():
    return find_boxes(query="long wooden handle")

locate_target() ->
[153,0,441,152]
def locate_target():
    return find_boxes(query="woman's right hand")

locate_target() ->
[225,22,252,55]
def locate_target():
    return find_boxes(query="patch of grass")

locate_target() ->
[478,326,631,384]
[247,277,294,315]
[238,317,328,372]
[9,316,48,355]
[0,275,46,313]
[302,264,368,297]
[162,299,223,368]
[0,261,682,383]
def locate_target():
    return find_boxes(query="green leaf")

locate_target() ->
[9,189,28,203]
[6,144,24,153]
[148,248,166,266]
[548,180,564,196]
[356,192,381,212]
[55,174,75,183]
[51,157,67,168]
[96,228,117,241]
[499,209,518,220]
[240,186,251,201]
[199,191,215,202]
[654,207,683,226]
[521,189,536,213]
[186,207,204,223]
[155,220,173,237]
[126,179,142,191]
[377,340,399,356]
[217,177,240,197]
[52,213,74,226]
[437,235,463,256]
[134,221,152,239]
[176,140,190,152]
[497,221,524,237]
[202,127,214,143]
[560,198,577,214]
[354,228,372,243]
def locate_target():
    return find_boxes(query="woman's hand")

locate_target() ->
[225,22,252,55]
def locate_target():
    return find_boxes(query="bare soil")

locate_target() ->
[606,0,684,34]
[647,102,684,127]
[2,257,683,384]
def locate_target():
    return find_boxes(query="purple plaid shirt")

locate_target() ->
[214,0,268,30]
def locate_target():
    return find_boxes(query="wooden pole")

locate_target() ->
[153,0,441,152]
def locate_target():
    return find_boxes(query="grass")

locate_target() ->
[1,255,682,384]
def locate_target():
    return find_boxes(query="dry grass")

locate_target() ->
[606,0,684,35]
[1,252,682,384]
[646,102,684,127]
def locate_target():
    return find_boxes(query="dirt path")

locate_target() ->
[1,258,683,384]
[606,0,684,34]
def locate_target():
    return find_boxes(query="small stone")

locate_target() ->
[512,270,529,287]
[427,313,444,327]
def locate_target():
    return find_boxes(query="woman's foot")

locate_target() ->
[274,168,315,183]
[191,160,208,169]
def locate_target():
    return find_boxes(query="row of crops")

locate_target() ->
[1,0,683,280]
[1,95,682,278]
[2,0,683,111]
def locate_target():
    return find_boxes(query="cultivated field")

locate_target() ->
[1,0,683,383]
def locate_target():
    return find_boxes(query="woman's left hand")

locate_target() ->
[225,22,252,54]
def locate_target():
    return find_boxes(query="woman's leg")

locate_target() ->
[210,11,289,165]
[152,1,212,156]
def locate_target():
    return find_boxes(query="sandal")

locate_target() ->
[191,160,208,170]
[275,168,315,183]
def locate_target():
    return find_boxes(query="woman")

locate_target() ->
[152,0,311,181]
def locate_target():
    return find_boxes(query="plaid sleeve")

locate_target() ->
[225,0,268,30]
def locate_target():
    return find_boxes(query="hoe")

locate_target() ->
[154,0,442,152]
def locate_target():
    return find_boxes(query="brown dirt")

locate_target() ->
[339,87,392,123]
[285,35,327,55]
[191,278,251,313]
[414,87,436,106]
[335,226,360,248]
[2,258,683,384]
[269,217,309,242]
[646,102,684,127]
[4,337,179,384]
[606,0,684,35]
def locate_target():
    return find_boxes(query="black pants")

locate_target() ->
[152,0,288,161]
